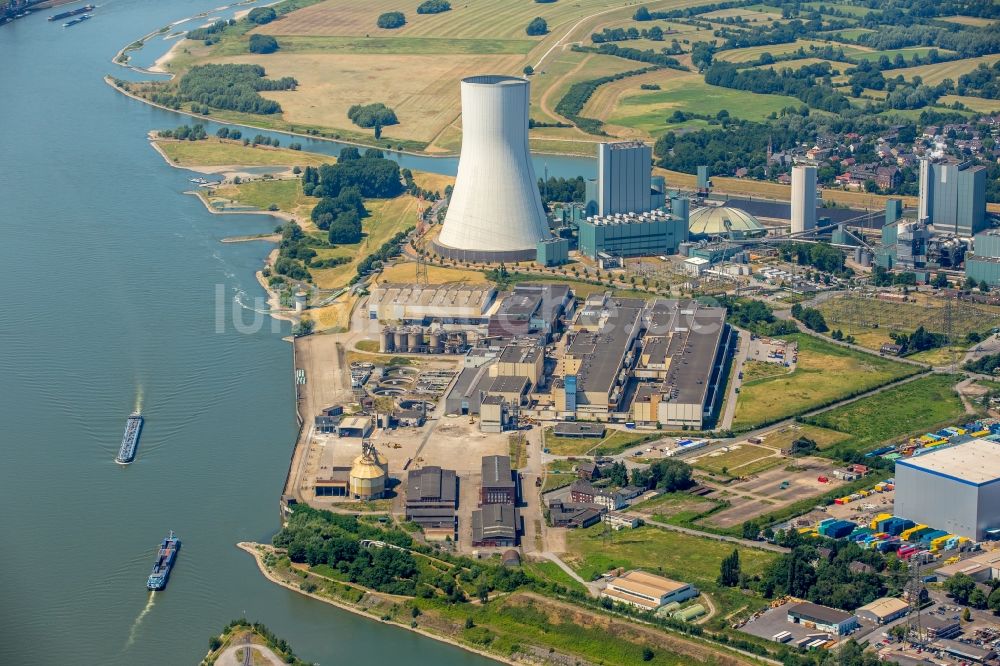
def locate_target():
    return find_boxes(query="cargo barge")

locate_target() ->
[147,532,180,590]
[62,13,90,26]
[49,4,94,21]
[115,411,143,464]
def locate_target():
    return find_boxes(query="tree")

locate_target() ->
[945,572,976,605]
[376,11,406,29]
[970,587,988,609]
[247,6,276,24]
[932,272,948,288]
[526,17,548,36]
[642,646,654,661]
[328,210,362,244]
[988,587,1000,614]
[523,65,534,75]
[606,461,629,487]
[718,549,741,587]
[963,607,972,621]
[249,34,279,54]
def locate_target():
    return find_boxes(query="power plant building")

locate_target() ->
[435,76,550,262]
[577,210,688,259]
[791,165,817,233]
[368,283,498,324]
[918,158,988,236]
[966,230,1000,286]
[596,141,652,215]
[894,439,1000,540]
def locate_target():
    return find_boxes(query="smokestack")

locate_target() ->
[791,164,817,234]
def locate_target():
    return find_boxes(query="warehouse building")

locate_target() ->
[787,602,858,635]
[894,438,1000,540]
[854,597,909,625]
[487,283,572,342]
[368,283,498,324]
[404,466,458,538]
[471,503,518,547]
[601,570,698,611]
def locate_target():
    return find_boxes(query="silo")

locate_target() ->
[380,327,395,353]
[394,327,408,352]
[429,329,444,353]
[408,326,423,353]
[435,76,549,260]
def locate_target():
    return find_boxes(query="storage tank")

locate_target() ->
[408,326,423,353]
[429,329,444,353]
[349,442,388,500]
[394,328,408,352]
[380,327,395,353]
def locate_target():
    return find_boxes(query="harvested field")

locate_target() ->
[938,15,997,27]
[939,95,1000,115]
[890,54,1000,85]
[715,40,853,63]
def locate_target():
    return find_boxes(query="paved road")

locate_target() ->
[719,327,751,431]
[216,641,284,666]
[538,551,603,597]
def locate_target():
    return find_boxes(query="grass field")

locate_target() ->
[889,54,1000,85]
[805,374,967,458]
[209,178,314,219]
[715,39,849,63]
[752,57,847,73]
[803,1,872,16]
[606,74,802,134]
[154,139,328,167]
[543,428,657,457]
[755,423,850,451]
[564,524,778,613]
[521,560,588,595]
[731,334,917,430]
[628,492,721,523]
[827,27,875,40]
[693,444,778,475]
[741,360,790,383]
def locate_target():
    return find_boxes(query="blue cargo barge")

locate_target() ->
[115,411,143,464]
[147,531,180,590]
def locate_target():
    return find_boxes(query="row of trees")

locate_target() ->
[889,325,947,356]
[576,43,684,69]
[158,123,207,141]
[555,66,657,134]
[591,25,669,43]
[790,303,828,333]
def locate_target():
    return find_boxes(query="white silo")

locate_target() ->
[791,164,817,234]
[435,75,550,261]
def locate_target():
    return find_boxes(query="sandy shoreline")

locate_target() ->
[237,542,508,665]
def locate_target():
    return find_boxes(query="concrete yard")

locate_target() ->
[740,602,872,647]
[697,458,848,528]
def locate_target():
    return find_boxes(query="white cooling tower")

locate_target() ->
[436,75,549,261]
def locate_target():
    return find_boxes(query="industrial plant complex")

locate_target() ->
[277,70,1000,666]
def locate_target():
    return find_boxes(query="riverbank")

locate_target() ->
[237,542,509,665]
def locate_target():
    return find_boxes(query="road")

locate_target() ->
[719,327,751,431]
[635,517,790,553]
[215,638,285,666]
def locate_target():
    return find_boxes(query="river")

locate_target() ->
[0,1,580,664]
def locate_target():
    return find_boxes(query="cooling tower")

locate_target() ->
[434,75,550,262]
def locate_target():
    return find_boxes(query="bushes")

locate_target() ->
[248,34,279,54]
[704,61,850,113]
[416,0,450,13]
[554,67,657,134]
[525,17,548,36]
[247,6,277,24]
[347,102,399,129]
[574,43,683,69]
[377,11,405,29]
[159,123,207,141]
[311,187,367,230]
[186,19,233,42]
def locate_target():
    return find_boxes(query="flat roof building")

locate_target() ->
[787,602,858,636]
[577,210,688,259]
[918,158,987,236]
[601,570,698,610]
[368,283,498,324]
[894,438,1000,540]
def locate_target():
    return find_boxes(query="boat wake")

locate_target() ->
[125,591,155,648]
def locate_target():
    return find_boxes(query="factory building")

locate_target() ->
[487,283,572,342]
[791,165,818,233]
[405,466,457,539]
[918,158,988,236]
[966,230,1000,287]
[894,438,1000,540]
[369,283,498,325]
[536,236,570,266]
[577,210,689,260]
[435,76,550,262]
[601,570,698,611]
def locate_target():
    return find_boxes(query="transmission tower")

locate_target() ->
[415,250,429,285]
[944,297,957,370]
[905,558,926,647]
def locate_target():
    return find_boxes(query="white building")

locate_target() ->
[791,165,817,233]
[436,75,550,262]
[894,438,1000,540]
[602,570,698,610]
